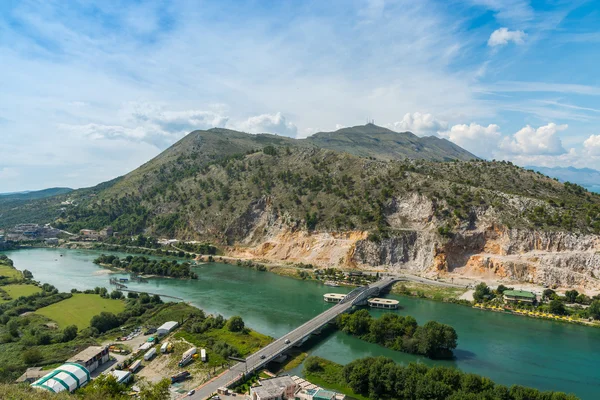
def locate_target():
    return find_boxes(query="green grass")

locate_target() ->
[0,264,22,282]
[393,281,467,302]
[175,327,272,367]
[1,284,42,299]
[35,293,126,329]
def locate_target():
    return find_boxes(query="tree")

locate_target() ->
[589,300,600,319]
[22,348,43,365]
[496,285,510,294]
[565,290,578,303]
[473,283,493,302]
[226,316,245,332]
[138,378,171,400]
[542,289,556,301]
[110,290,124,299]
[304,357,323,373]
[413,321,458,359]
[62,324,78,342]
[80,374,128,398]
[549,299,566,315]
[22,270,33,279]
[90,312,121,333]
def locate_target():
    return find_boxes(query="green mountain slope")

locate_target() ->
[304,123,477,161]
[0,187,73,201]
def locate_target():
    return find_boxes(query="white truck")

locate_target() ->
[201,348,207,362]
[144,347,156,361]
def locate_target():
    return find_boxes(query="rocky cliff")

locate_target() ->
[227,194,600,292]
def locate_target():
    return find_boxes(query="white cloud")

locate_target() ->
[387,112,448,136]
[236,112,298,138]
[583,135,600,155]
[488,28,526,46]
[500,123,567,155]
[439,123,501,157]
[130,103,229,133]
[0,167,20,180]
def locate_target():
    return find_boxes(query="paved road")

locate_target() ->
[187,278,396,400]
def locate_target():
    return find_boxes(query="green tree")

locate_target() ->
[304,356,323,373]
[62,324,78,342]
[22,348,43,365]
[90,312,121,333]
[413,321,458,359]
[138,378,171,400]
[22,270,34,279]
[226,316,245,332]
[473,282,493,302]
[549,299,566,315]
[588,300,600,319]
[565,290,578,303]
[110,290,124,299]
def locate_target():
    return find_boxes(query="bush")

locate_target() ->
[226,316,245,332]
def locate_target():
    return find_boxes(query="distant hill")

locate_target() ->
[527,166,600,193]
[0,187,73,201]
[304,123,478,161]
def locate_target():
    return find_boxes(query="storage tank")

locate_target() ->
[144,348,156,361]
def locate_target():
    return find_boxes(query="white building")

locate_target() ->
[67,346,110,374]
[251,376,297,400]
[110,370,132,384]
[157,321,178,336]
[31,363,90,393]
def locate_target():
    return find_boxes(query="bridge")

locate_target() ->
[188,277,398,399]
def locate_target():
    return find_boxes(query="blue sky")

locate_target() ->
[1,0,600,191]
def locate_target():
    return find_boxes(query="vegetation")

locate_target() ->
[0,375,172,399]
[337,310,457,359]
[35,294,126,329]
[4,127,600,244]
[1,284,42,299]
[304,356,579,400]
[93,254,198,279]
[175,313,272,368]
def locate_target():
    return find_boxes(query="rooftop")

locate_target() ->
[67,346,107,363]
[323,293,346,299]
[503,290,536,298]
[368,298,399,305]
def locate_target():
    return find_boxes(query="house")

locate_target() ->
[503,290,536,304]
[66,345,110,374]
[251,376,297,400]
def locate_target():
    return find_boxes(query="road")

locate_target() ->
[187,278,396,400]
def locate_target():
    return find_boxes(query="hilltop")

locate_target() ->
[2,126,600,291]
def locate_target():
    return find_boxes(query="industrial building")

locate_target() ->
[66,345,110,374]
[157,320,178,336]
[31,363,90,393]
[110,370,132,384]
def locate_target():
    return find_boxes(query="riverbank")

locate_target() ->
[3,248,600,399]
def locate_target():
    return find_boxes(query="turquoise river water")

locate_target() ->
[2,248,600,399]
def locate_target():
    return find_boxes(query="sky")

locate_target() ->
[1,0,600,192]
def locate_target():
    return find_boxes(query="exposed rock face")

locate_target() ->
[225,194,600,291]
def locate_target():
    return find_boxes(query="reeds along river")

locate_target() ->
[4,248,600,399]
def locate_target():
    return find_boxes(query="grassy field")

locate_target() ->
[0,264,22,282]
[35,293,126,329]
[176,327,272,367]
[392,281,467,302]
[2,283,42,299]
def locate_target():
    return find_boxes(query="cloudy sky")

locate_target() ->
[1,0,600,192]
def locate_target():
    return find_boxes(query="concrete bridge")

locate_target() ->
[188,277,398,400]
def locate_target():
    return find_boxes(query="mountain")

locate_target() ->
[3,126,600,291]
[0,187,73,201]
[304,123,477,161]
[528,166,600,193]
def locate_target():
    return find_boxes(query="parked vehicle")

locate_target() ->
[171,371,191,383]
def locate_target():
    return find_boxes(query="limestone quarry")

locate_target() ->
[227,194,600,293]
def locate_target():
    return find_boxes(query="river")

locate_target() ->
[3,248,600,399]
